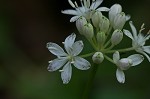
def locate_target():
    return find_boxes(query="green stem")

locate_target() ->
[104,55,115,64]
[79,52,95,58]
[104,47,135,54]
[82,64,99,99]
[88,38,98,51]
[103,39,111,48]
[105,44,114,50]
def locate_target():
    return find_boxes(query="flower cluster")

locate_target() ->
[47,0,150,84]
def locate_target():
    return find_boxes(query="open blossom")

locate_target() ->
[47,33,91,84]
[113,51,144,83]
[123,21,150,62]
[61,0,109,22]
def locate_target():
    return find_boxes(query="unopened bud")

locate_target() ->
[113,12,126,30]
[83,23,94,39]
[92,11,102,28]
[99,16,110,33]
[111,29,123,45]
[97,31,106,47]
[76,17,87,35]
[109,4,122,25]
[92,52,104,64]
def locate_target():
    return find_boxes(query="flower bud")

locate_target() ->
[76,17,87,35]
[83,23,94,39]
[116,58,132,70]
[92,11,102,28]
[111,29,123,45]
[92,52,104,64]
[113,12,126,30]
[99,16,110,33]
[97,31,106,47]
[109,4,122,25]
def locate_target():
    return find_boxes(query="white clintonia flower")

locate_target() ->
[123,21,150,62]
[62,0,109,22]
[113,51,144,83]
[47,33,91,84]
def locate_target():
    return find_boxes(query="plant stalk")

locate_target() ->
[82,64,99,99]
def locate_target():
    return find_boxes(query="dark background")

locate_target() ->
[0,0,150,99]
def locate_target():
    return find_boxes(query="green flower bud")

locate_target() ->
[111,29,123,45]
[99,16,110,33]
[83,23,94,39]
[92,11,102,28]
[76,17,87,35]
[97,31,106,48]
[92,52,104,64]
[113,12,126,30]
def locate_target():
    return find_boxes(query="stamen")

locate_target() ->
[48,61,52,63]
[59,70,64,72]
[83,0,87,8]
[75,1,79,7]
[87,0,90,8]
[91,0,96,9]
[80,0,84,7]
[71,61,75,64]
[139,23,145,33]
[148,30,150,34]
[141,23,145,29]
[68,0,76,8]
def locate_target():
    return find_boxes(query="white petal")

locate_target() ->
[97,7,110,11]
[73,56,91,70]
[141,52,150,62]
[61,62,72,84]
[64,33,76,54]
[47,42,67,56]
[90,0,103,10]
[47,58,68,72]
[72,41,84,56]
[137,33,145,46]
[113,51,120,63]
[143,46,150,54]
[70,16,80,22]
[123,29,133,40]
[129,21,137,39]
[116,68,125,83]
[61,10,79,15]
[126,14,131,21]
[128,54,144,66]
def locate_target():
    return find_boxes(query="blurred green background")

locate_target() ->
[0,0,150,99]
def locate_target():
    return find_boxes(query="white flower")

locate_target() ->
[47,33,91,84]
[61,0,109,22]
[123,21,150,62]
[113,51,144,83]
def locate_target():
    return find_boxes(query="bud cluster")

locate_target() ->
[76,3,126,50]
